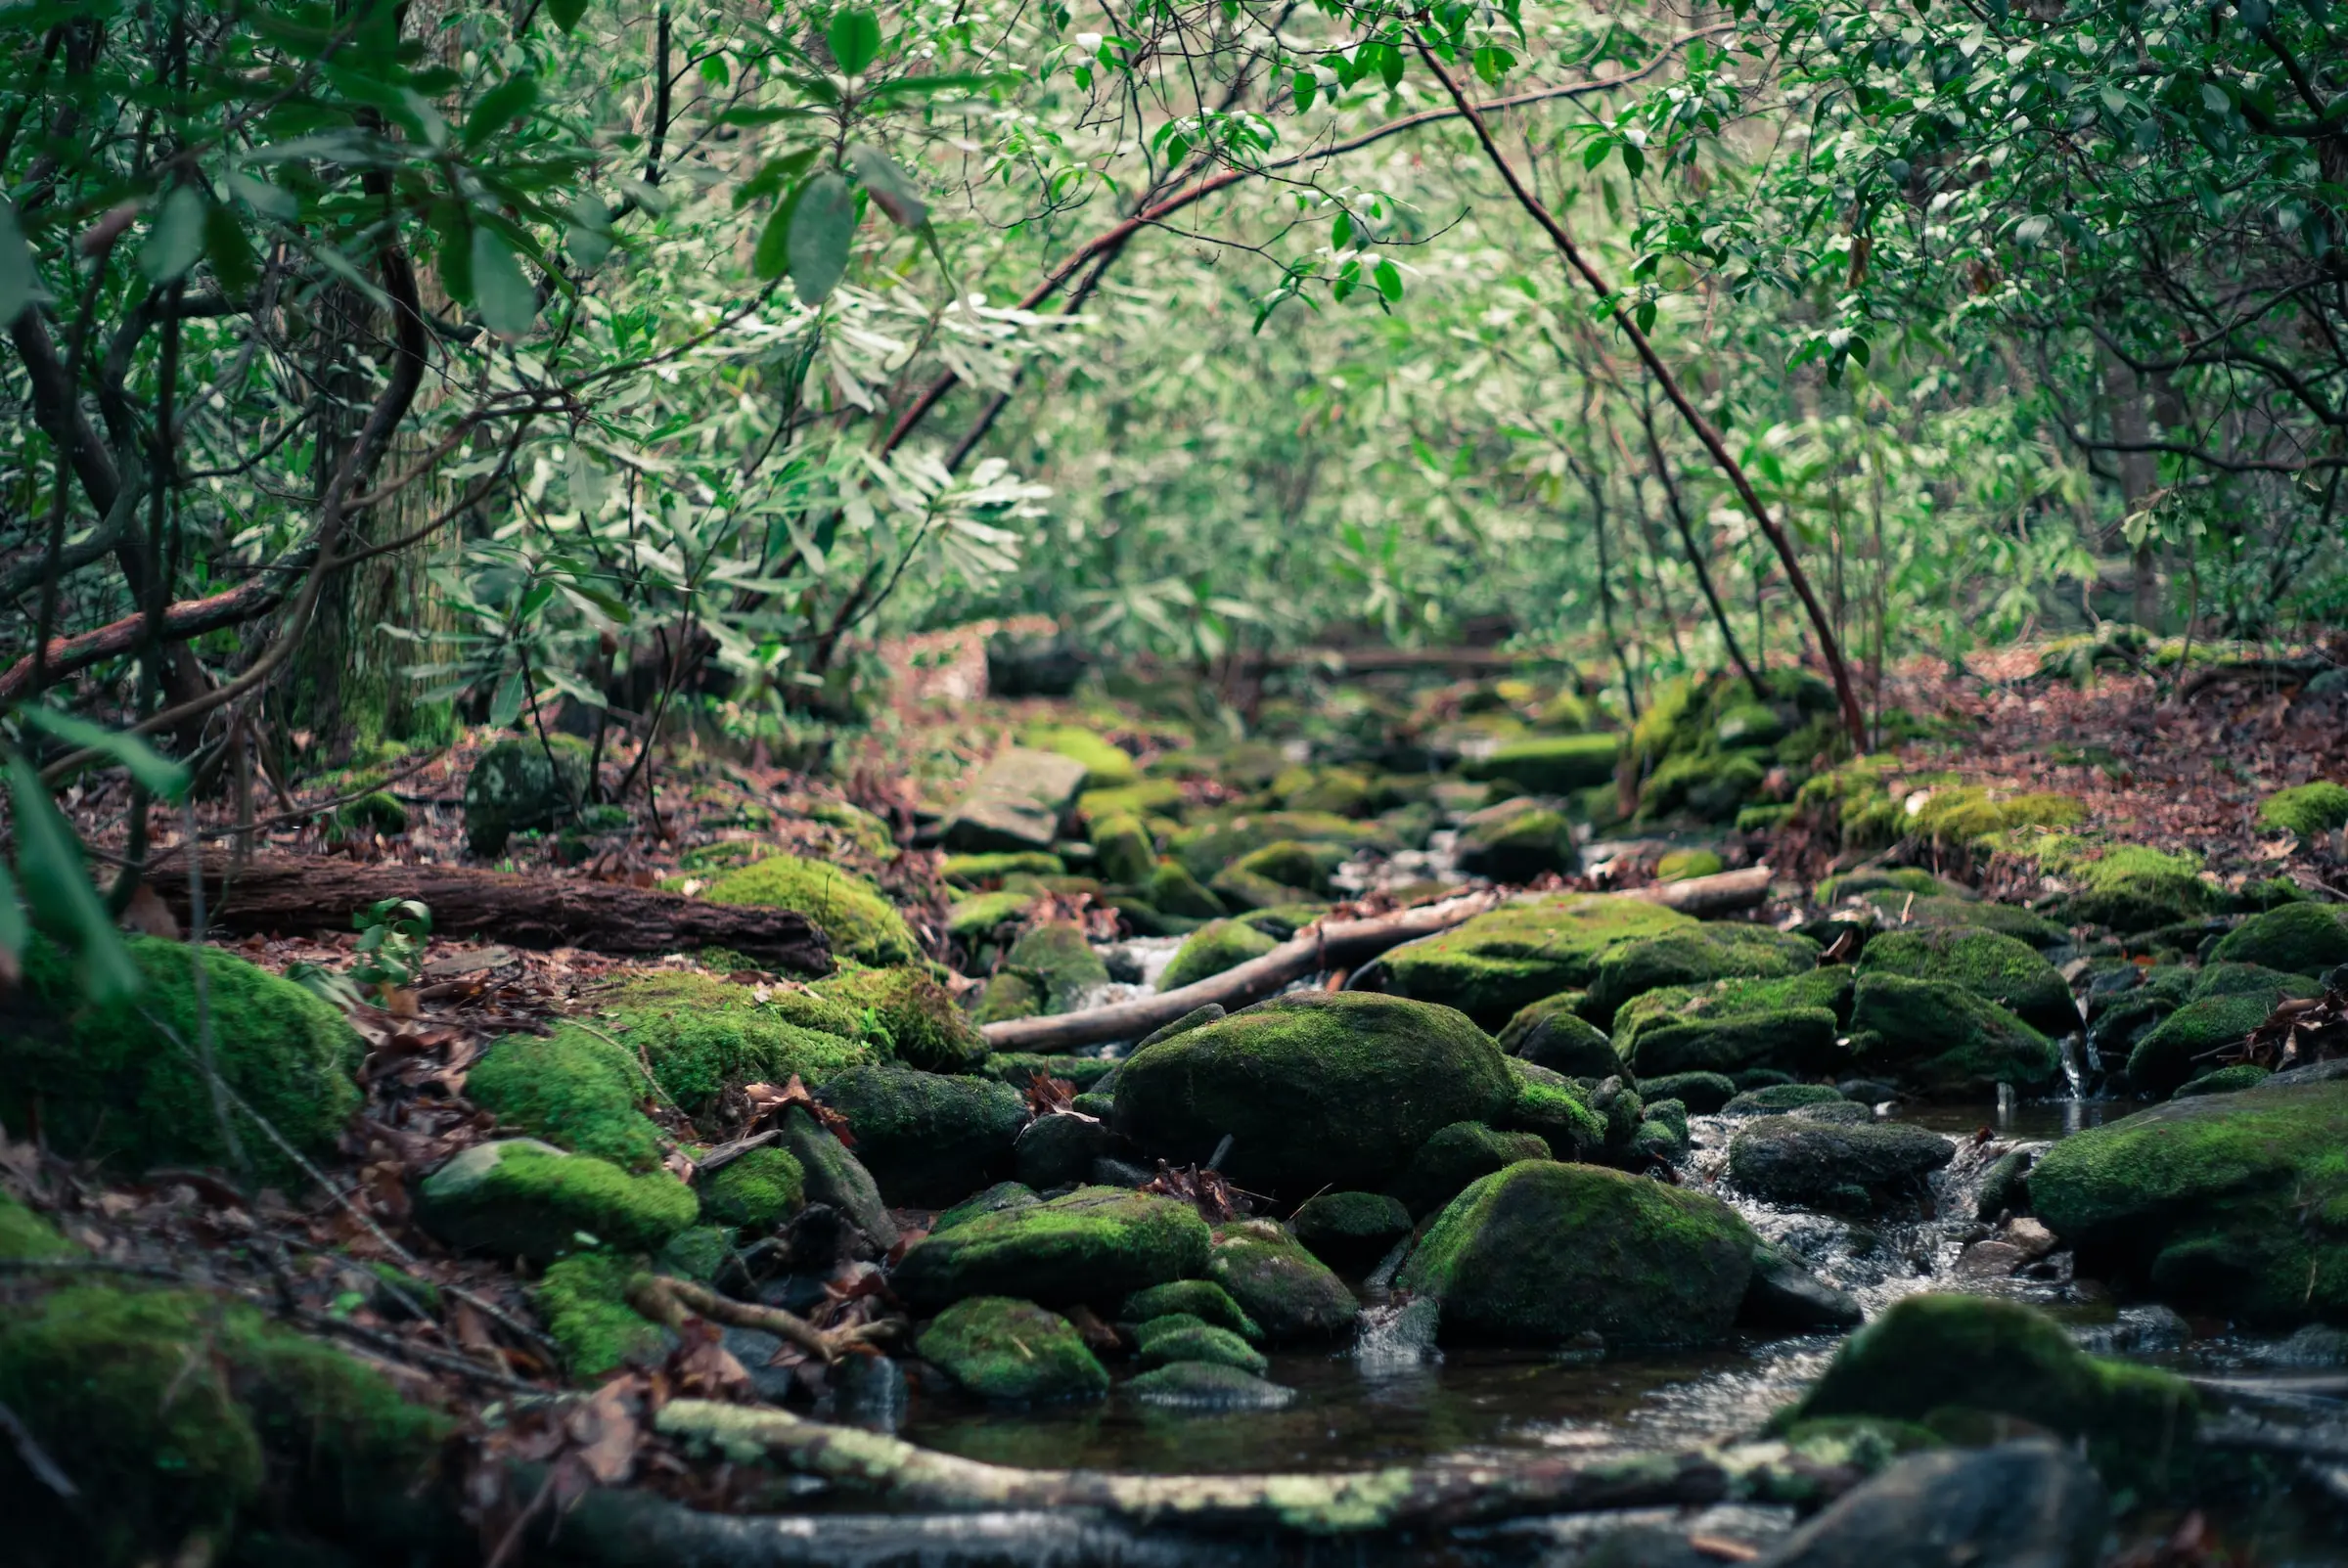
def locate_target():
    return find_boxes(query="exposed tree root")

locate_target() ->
[625,1276,900,1365]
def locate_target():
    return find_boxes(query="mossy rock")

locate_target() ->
[1235,902,1332,939]
[1639,751,1768,823]
[2173,1063,2271,1098]
[777,1104,898,1250]
[332,789,410,837]
[942,851,1065,886]
[1584,922,1821,1023]
[974,970,1045,1024]
[1288,1191,1413,1272]
[1398,1161,1757,1348]
[2209,902,2348,976]
[691,855,920,966]
[1496,1058,1608,1158]
[1655,848,1725,882]
[983,923,1110,1018]
[1077,779,1185,822]
[467,1028,663,1171]
[463,733,591,855]
[2055,846,2212,932]
[414,1139,697,1262]
[1786,1293,2198,1490]
[1283,767,1376,818]
[1636,1071,1737,1113]
[1120,1278,1262,1341]
[977,1053,1118,1091]
[1157,918,1278,992]
[582,971,880,1112]
[812,964,987,1072]
[2126,989,2294,1097]
[815,1065,1026,1208]
[1110,992,1514,1199]
[1126,1361,1297,1411]
[0,1283,455,1566]
[1611,968,1854,1080]
[1859,890,2065,948]
[1205,1221,1358,1343]
[917,1296,1108,1404]
[5,935,361,1186]
[1388,1121,1552,1219]
[1138,1322,1268,1376]
[1722,1082,1845,1115]
[943,747,1089,852]
[1013,1110,1123,1189]
[1166,811,1399,880]
[700,1145,806,1232]
[0,1192,74,1260]
[1729,1116,1954,1214]
[1209,839,1340,910]
[2258,782,2348,838]
[1856,927,2077,1037]
[1145,858,1227,919]
[1461,733,1620,794]
[891,1187,1211,1312]
[935,1181,1039,1233]
[1353,893,1697,1025]
[947,890,1038,944]
[1454,806,1574,881]
[2030,1076,2348,1325]
[1019,726,1138,791]
[1496,993,1620,1077]
[1090,812,1156,886]
[535,1253,668,1379]
[1846,974,2062,1097]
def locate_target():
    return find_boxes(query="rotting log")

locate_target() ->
[1616,865,1775,918]
[151,852,833,973]
[978,895,1500,1052]
[655,1400,1728,1534]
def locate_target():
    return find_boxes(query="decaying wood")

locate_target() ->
[1616,865,1776,917]
[151,852,833,972]
[655,1399,1728,1533]
[979,894,1500,1052]
[627,1275,899,1365]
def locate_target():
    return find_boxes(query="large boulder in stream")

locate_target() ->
[891,1187,1211,1312]
[2028,1072,2348,1325]
[1205,1221,1359,1343]
[1854,927,2078,1037]
[1729,1116,1954,1214]
[1583,922,1820,1023]
[1352,894,1697,1025]
[1397,1160,1757,1348]
[1612,969,1853,1080]
[1845,974,2062,1096]
[2207,901,2348,976]
[941,746,1089,853]
[1764,1442,2107,1568]
[1108,992,1514,1199]
[916,1297,1108,1404]
[814,1066,1026,1208]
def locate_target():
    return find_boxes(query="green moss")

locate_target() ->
[1145,858,1227,918]
[1167,811,1400,880]
[1076,779,1185,821]
[1288,1191,1413,1272]
[893,1186,1212,1312]
[1158,918,1279,992]
[812,964,987,1072]
[1722,1083,1845,1115]
[1637,1071,1738,1113]
[1816,867,1960,905]
[700,1145,805,1232]
[1655,848,1724,882]
[1455,806,1574,879]
[1462,733,1621,794]
[917,1296,1109,1403]
[1398,1160,1757,1348]
[8,935,361,1185]
[942,851,1065,886]
[581,971,878,1118]
[974,969,1045,1024]
[691,855,920,965]
[1138,1322,1269,1375]
[463,733,591,855]
[2128,991,2289,1095]
[1355,894,1697,1024]
[535,1253,667,1380]
[415,1140,698,1261]
[2054,845,2212,931]
[1496,993,1620,1076]
[2172,1063,2271,1098]
[2258,782,2348,838]
[946,889,1037,945]
[1906,784,2085,848]
[1585,922,1820,1023]
[1639,751,1767,823]
[978,922,1109,1019]
[977,1053,1118,1091]
[815,1065,1026,1208]
[1389,1121,1552,1218]
[1019,726,1137,790]
[1111,992,1514,1198]
[0,1191,75,1259]
[1846,974,2061,1096]
[1855,927,2076,1036]
[1497,1060,1608,1157]
[1788,1293,2197,1490]
[1859,889,2065,947]
[1611,968,1853,1079]
[1283,767,1376,817]
[1090,812,1156,885]
[2210,902,2348,975]
[1120,1278,1263,1340]
[467,1028,662,1170]
[936,1181,1039,1232]
[1206,1221,1358,1343]
[332,789,409,837]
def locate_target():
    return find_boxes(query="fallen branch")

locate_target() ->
[152,852,833,972]
[1616,865,1776,917]
[979,894,1499,1052]
[655,1399,1726,1532]
[0,574,287,700]
[626,1275,898,1365]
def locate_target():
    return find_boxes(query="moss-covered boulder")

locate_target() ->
[1127,1361,1296,1411]
[1109,992,1513,1198]
[2055,846,2211,932]
[1462,734,1620,794]
[1729,1116,1954,1213]
[1585,923,1821,1024]
[1786,1294,2198,1489]
[699,1145,805,1232]
[0,1283,456,1566]
[936,1181,1038,1233]
[812,964,986,1072]
[1454,805,1574,881]
[1145,858,1227,918]
[917,1296,1108,1403]
[2125,986,2297,1097]
[1012,1110,1123,1188]
[1637,1071,1738,1114]
[1497,1059,1610,1156]
[810,1066,1025,1208]
[467,1028,663,1171]
[579,971,880,1119]
[1856,927,2076,1037]
[692,855,920,966]
[0,1192,73,1260]
[5,935,361,1185]
[415,1139,696,1262]
[1639,750,1769,823]
[2209,902,2348,976]
[1090,812,1156,886]
[1495,993,1619,1076]
[976,923,1109,1021]
[891,1186,1210,1311]
[2259,782,2348,839]
[1655,848,1726,882]
[1859,890,2066,948]
[1611,968,1853,1080]
[1208,839,1340,910]
[1205,1221,1358,1343]
[1166,811,1400,881]
[1846,974,2061,1096]
[463,733,590,854]
[1120,1278,1262,1340]
[1353,894,1697,1025]
[2173,1063,2272,1098]
[1157,918,1279,992]
[2030,1076,2348,1325]
[1723,1082,1846,1115]
[1398,1161,1757,1348]
[1288,1191,1413,1272]
[1138,1321,1268,1375]
[942,851,1065,886]
[535,1253,669,1379]
[777,1103,898,1251]
[1388,1121,1552,1219]
[942,747,1090,854]
[1282,766,1376,818]
[947,889,1037,946]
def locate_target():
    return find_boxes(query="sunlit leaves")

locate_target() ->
[828,7,883,74]
[786,172,856,304]
[471,226,538,338]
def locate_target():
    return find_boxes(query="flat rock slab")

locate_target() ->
[943,748,1090,853]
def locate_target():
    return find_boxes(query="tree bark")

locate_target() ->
[151,852,833,972]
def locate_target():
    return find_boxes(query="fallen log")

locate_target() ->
[654,1399,1727,1534]
[152,852,833,973]
[1616,864,1776,917]
[978,894,1499,1052]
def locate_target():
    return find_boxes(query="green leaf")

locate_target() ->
[828,7,882,74]
[464,72,540,150]
[489,668,527,728]
[753,177,809,280]
[735,148,821,209]
[16,708,190,800]
[0,856,25,985]
[846,144,926,228]
[1332,210,1353,250]
[471,225,538,339]
[1373,257,1402,302]
[139,186,206,284]
[1471,45,1513,85]
[0,200,45,327]
[546,0,589,31]
[786,171,855,305]
[225,172,298,221]
[5,755,141,1002]
[202,203,258,295]
[865,71,1016,101]
[566,192,612,268]
[1377,41,1404,89]
[1292,69,1316,113]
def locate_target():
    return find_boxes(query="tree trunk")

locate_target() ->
[2102,345,2162,630]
